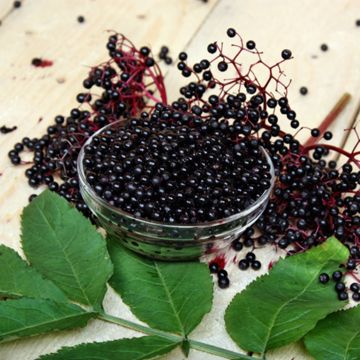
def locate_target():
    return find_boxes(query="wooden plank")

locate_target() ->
[0,0,359,359]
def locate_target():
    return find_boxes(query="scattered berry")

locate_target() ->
[320,43,328,52]
[251,260,261,270]
[239,259,250,270]
[335,282,346,292]
[158,45,172,65]
[332,271,343,282]
[319,273,330,284]
[218,269,228,278]
[218,276,230,289]
[338,292,348,301]
[323,131,332,140]
[281,49,292,60]
[311,128,320,137]
[299,86,308,95]
[209,262,219,274]
[245,252,256,262]
[232,240,243,251]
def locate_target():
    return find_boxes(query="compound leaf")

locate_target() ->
[225,237,349,354]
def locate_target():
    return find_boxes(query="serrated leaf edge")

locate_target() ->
[225,238,349,354]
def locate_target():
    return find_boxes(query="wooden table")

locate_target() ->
[0,0,359,359]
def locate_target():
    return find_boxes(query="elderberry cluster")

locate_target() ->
[83,108,272,224]
[319,270,360,302]
[9,33,167,217]
[9,28,360,291]
[209,263,230,289]
[158,46,172,65]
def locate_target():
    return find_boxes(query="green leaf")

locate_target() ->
[37,336,179,360]
[0,298,94,342]
[108,239,213,336]
[304,305,360,360]
[0,245,67,302]
[225,237,349,354]
[21,190,113,309]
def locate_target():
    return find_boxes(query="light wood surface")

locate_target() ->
[0,0,360,359]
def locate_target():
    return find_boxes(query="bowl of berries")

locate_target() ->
[78,115,275,260]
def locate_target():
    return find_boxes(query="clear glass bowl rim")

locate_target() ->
[77,119,275,230]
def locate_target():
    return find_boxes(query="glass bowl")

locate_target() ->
[77,119,275,261]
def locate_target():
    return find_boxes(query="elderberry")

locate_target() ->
[232,240,243,251]
[245,252,256,262]
[246,40,256,50]
[332,271,343,282]
[335,282,346,292]
[299,86,308,95]
[239,259,249,270]
[218,269,228,278]
[251,260,261,270]
[83,113,272,224]
[338,292,348,301]
[319,273,330,284]
[281,49,292,60]
[158,45,172,65]
[320,43,328,52]
[218,276,230,289]
[226,28,236,38]
[209,262,219,273]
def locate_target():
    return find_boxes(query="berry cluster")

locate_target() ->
[83,111,272,224]
[319,270,360,302]
[158,46,173,65]
[10,29,360,291]
[209,262,230,289]
[238,251,261,271]
[9,33,167,217]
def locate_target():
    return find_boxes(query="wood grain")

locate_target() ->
[0,0,359,359]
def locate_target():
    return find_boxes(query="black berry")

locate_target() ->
[320,44,328,52]
[281,49,292,60]
[332,271,343,282]
[218,276,230,289]
[319,273,330,284]
[239,259,249,270]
